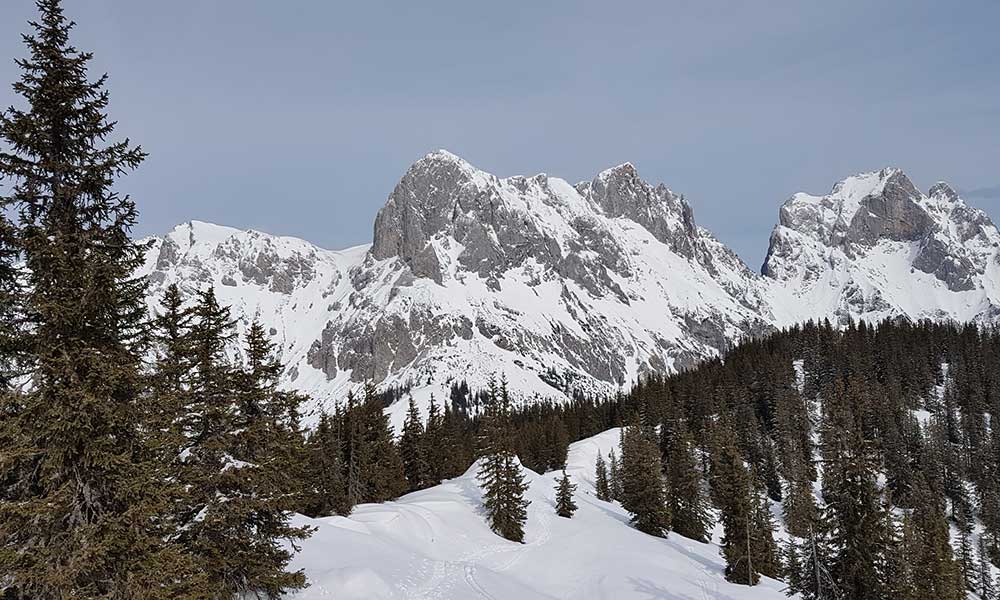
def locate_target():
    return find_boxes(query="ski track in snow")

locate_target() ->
[413,511,553,599]
[289,428,792,599]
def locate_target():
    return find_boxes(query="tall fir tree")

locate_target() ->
[619,421,671,537]
[784,527,838,600]
[819,376,889,600]
[477,377,530,542]
[554,469,578,518]
[0,2,198,595]
[422,394,446,486]
[302,411,351,517]
[608,448,623,501]
[710,424,777,586]
[399,395,430,492]
[342,384,408,505]
[898,477,965,600]
[978,535,997,600]
[660,416,712,542]
[594,453,611,502]
[227,318,312,597]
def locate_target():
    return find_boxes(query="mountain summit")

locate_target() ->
[763,167,1000,326]
[140,152,1000,423]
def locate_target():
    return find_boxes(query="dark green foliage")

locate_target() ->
[400,395,430,492]
[978,535,997,600]
[608,447,623,501]
[344,384,408,505]
[554,469,578,518]
[709,425,779,586]
[175,295,311,598]
[891,478,965,600]
[422,394,446,486]
[660,415,712,542]
[819,375,890,600]
[594,453,611,502]
[302,411,351,517]
[0,2,198,595]
[477,378,531,542]
[619,422,671,537]
[784,528,837,600]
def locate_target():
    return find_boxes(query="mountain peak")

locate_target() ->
[928,181,961,204]
[595,162,638,181]
[415,148,473,169]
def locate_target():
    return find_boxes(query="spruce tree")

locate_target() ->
[661,416,712,542]
[340,385,407,505]
[819,376,889,600]
[595,453,611,501]
[228,318,312,597]
[302,411,351,517]
[149,284,194,447]
[619,422,671,537]
[784,528,838,600]
[608,448,623,501]
[978,535,997,600]
[554,469,578,518]
[749,477,782,580]
[423,394,445,486]
[400,395,430,492]
[900,477,965,600]
[711,425,770,586]
[477,377,530,542]
[0,2,197,595]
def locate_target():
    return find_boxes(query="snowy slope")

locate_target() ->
[140,154,1000,426]
[287,428,791,600]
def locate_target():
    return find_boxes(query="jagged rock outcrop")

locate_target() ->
[140,154,1000,426]
[763,167,1000,325]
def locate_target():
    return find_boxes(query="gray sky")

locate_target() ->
[2,1,998,270]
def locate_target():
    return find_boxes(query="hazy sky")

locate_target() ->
[1,1,998,269]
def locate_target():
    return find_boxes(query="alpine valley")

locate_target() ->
[139,150,1000,424]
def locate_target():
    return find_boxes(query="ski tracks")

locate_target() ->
[410,511,553,599]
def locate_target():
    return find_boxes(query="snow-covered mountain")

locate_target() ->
[286,427,789,600]
[139,152,1000,423]
[763,167,1000,326]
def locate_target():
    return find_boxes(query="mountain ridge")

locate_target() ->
[139,151,1000,425]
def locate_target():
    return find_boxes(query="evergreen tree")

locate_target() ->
[149,284,194,449]
[423,394,445,486]
[0,2,197,595]
[900,477,965,600]
[661,416,712,542]
[342,384,408,504]
[477,377,530,542]
[554,469,578,518]
[619,422,671,537]
[302,411,351,517]
[227,318,312,597]
[608,448,623,501]
[173,301,311,598]
[784,528,838,600]
[399,395,430,492]
[978,535,997,600]
[594,453,611,502]
[820,376,889,600]
[885,511,920,600]
[710,426,777,586]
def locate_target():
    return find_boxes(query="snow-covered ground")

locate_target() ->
[288,428,790,600]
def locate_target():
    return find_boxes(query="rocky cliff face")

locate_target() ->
[762,168,1000,326]
[141,154,1000,425]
